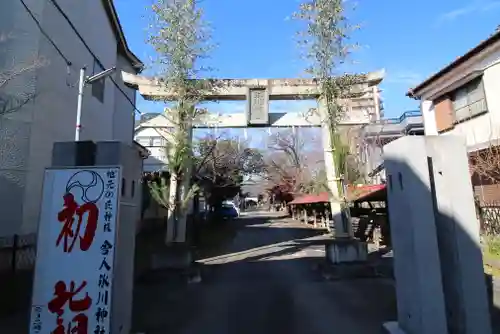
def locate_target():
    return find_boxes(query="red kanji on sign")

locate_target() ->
[56,193,99,253]
[48,281,92,316]
[48,280,92,334]
[52,313,88,334]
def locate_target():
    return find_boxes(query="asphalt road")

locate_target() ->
[132,212,397,334]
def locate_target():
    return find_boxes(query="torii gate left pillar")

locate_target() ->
[123,71,385,263]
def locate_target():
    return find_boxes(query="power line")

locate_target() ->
[18,0,71,65]
[18,0,144,115]
[47,0,143,115]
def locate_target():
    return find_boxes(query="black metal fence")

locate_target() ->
[0,234,36,316]
[0,233,36,272]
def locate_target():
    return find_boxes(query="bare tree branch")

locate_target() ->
[469,140,500,184]
[263,128,324,196]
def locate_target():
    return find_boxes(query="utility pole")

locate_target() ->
[75,67,86,141]
[74,66,117,141]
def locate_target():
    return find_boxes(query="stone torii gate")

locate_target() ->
[123,70,385,263]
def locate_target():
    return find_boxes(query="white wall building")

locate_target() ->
[409,29,500,203]
[409,30,500,151]
[0,0,143,236]
[134,114,171,172]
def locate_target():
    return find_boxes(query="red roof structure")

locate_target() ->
[289,192,329,205]
[347,184,386,202]
[288,184,387,205]
[353,185,386,202]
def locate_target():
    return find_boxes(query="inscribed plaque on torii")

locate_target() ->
[246,87,269,126]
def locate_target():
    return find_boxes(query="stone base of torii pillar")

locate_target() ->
[324,193,368,264]
[325,237,368,264]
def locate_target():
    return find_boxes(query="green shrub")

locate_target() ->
[485,235,500,258]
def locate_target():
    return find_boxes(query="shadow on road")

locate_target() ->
[132,213,397,334]
[133,180,500,334]
[133,256,397,334]
[195,213,327,260]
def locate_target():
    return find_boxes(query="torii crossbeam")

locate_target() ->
[122,70,385,127]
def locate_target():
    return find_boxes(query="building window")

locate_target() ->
[451,77,487,122]
[91,59,105,103]
[135,137,150,147]
[152,137,163,147]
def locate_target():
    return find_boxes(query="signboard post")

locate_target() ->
[29,167,121,334]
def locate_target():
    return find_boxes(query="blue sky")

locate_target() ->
[115,0,500,121]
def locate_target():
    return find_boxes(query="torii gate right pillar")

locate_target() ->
[318,99,349,237]
[318,99,368,263]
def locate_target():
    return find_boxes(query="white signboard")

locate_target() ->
[30,167,121,334]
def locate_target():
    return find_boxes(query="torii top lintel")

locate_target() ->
[121,69,385,101]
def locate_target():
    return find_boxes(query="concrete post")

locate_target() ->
[52,141,143,334]
[95,142,142,334]
[383,136,448,334]
[51,141,96,166]
[383,136,491,334]
[426,136,491,334]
